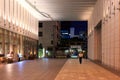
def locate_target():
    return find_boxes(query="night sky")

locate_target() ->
[61,21,72,30]
[61,21,88,35]
[71,21,87,35]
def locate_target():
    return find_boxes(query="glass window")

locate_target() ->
[0,28,3,54]
[51,40,53,44]
[39,22,43,28]
[5,30,9,54]
[39,32,43,37]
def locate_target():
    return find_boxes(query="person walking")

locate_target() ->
[78,52,83,64]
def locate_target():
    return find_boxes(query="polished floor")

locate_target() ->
[0,59,67,80]
[55,59,120,80]
[0,59,120,80]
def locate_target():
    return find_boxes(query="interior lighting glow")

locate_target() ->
[62,33,69,34]
[12,19,15,24]
[20,22,22,28]
[42,48,45,57]
[23,24,25,29]
[17,0,48,20]
[25,24,27,30]
[16,21,18,26]
[8,17,11,22]
[0,11,1,17]
[3,15,6,20]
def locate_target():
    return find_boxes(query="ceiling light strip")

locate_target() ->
[25,0,53,20]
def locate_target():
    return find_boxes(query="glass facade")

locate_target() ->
[0,28,3,54]
[0,27,38,62]
[23,37,37,60]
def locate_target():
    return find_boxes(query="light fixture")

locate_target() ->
[17,0,53,20]
[8,17,11,22]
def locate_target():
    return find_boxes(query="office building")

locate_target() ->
[38,21,60,58]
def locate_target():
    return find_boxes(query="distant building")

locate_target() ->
[79,31,87,40]
[60,21,87,55]
[61,30,70,39]
[38,21,61,57]
[70,27,75,38]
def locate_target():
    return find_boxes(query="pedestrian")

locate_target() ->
[78,51,83,64]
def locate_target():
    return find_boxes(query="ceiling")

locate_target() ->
[26,0,97,21]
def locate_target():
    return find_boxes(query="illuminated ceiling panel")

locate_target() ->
[26,0,97,21]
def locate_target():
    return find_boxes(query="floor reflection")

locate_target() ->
[0,59,67,80]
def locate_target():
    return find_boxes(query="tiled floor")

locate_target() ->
[55,59,120,80]
[0,58,120,80]
[0,59,67,80]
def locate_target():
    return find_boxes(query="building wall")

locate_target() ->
[39,21,55,48]
[0,0,38,62]
[88,0,120,71]
[0,0,38,40]
[102,0,120,70]
[88,31,94,60]
[39,21,60,57]
[88,0,103,60]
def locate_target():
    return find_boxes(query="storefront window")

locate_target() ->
[17,34,20,53]
[0,27,38,61]
[0,28,3,54]
[5,30,10,54]
[23,37,37,59]
[10,32,13,44]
